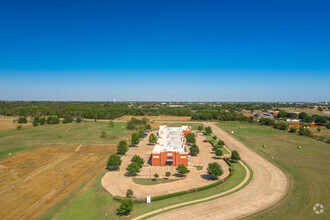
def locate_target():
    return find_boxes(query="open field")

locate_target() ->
[0,116,32,130]
[308,126,330,139]
[0,144,116,220]
[0,121,129,160]
[0,122,131,219]
[115,115,191,121]
[280,107,330,116]
[218,122,330,219]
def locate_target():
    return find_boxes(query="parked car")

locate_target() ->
[203,140,209,143]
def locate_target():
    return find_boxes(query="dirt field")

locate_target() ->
[0,116,32,130]
[115,115,191,121]
[0,144,116,220]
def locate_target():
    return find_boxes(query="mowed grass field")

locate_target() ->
[42,158,246,219]
[0,121,129,160]
[217,122,330,220]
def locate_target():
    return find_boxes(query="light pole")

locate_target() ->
[105,213,107,220]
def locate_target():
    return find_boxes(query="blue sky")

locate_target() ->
[0,0,329,101]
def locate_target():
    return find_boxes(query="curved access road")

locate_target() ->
[141,122,288,220]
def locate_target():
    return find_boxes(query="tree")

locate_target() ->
[131,133,140,146]
[76,117,81,123]
[62,115,73,123]
[317,127,321,132]
[149,133,157,144]
[274,122,289,131]
[32,117,39,126]
[215,148,223,157]
[298,126,312,136]
[185,133,196,144]
[39,117,46,125]
[231,150,241,162]
[154,173,159,180]
[217,140,225,146]
[189,144,200,156]
[299,112,309,121]
[197,125,204,131]
[146,124,151,129]
[213,135,217,140]
[318,106,323,112]
[138,128,145,138]
[47,116,60,124]
[165,172,171,179]
[207,162,223,179]
[117,199,134,216]
[117,140,128,154]
[289,126,297,133]
[18,116,27,124]
[327,123,330,129]
[205,126,212,134]
[107,154,122,170]
[277,110,289,118]
[131,155,144,167]
[176,164,190,176]
[254,113,259,118]
[109,120,114,127]
[126,189,133,198]
[126,162,141,175]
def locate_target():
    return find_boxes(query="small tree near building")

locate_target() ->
[154,173,159,180]
[189,144,200,156]
[117,140,128,155]
[126,189,133,198]
[231,150,241,162]
[185,133,196,144]
[149,133,157,144]
[165,172,171,179]
[207,162,224,180]
[117,199,134,216]
[146,124,151,129]
[217,140,225,146]
[131,155,144,167]
[205,126,212,134]
[138,128,145,139]
[126,162,141,175]
[289,126,297,133]
[197,125,204,131]
[215,148,223,157]
[176,164,190,176]
[107,154,122,170]
[131,133,140,146]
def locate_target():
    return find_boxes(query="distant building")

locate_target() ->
[151,126,191,166]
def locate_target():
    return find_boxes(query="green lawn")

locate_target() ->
[217,122,330,220]
[42,161,247,220]
[0,121,129,160]
[163,122,203,130]
[133,178,181,185]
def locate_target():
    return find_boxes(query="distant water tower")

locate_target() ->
[113,98,116,103]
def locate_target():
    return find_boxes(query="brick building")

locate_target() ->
[151,126,191,166]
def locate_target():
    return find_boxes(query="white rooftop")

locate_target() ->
[152,126,189,154]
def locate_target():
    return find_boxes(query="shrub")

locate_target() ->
[39,117,46,125]
[326,123,330,129]
[107,154,122,170]
[108,120,114,127]
[176,164,190,176]
[117,199,134,216]
[189,144,199,156]
[117,140,128,154]
[165,172,171,179]
[100,131,106,138]
[18,116,27,124]
[126,189,133,198]
[76,117,82,123]
[205,126,212,134]
[149,133,157,144]
[215,148,223,157]
[185,133,196,144]
[289,126,297,133]
[259,118,275,126]
[207,162,224,179]
[298,127,312,137]
[217,140,225,146]
[16,125,22,130]
[154,173,159,179]
[47,116,60,124]
[126,162,141,175]
[131,155,144,167]
[33,117,39,126]
[146,124,151,129]
[274,122,289,131]
[197,125,204,131]
[213,135,217,140]
[231,150,241,162]
[131,133,140,146]
[138,128,145,138]
[62,115,73,123]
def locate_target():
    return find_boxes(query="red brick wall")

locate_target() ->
[151,151,188,166]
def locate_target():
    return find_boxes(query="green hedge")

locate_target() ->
[152,190,188,202]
